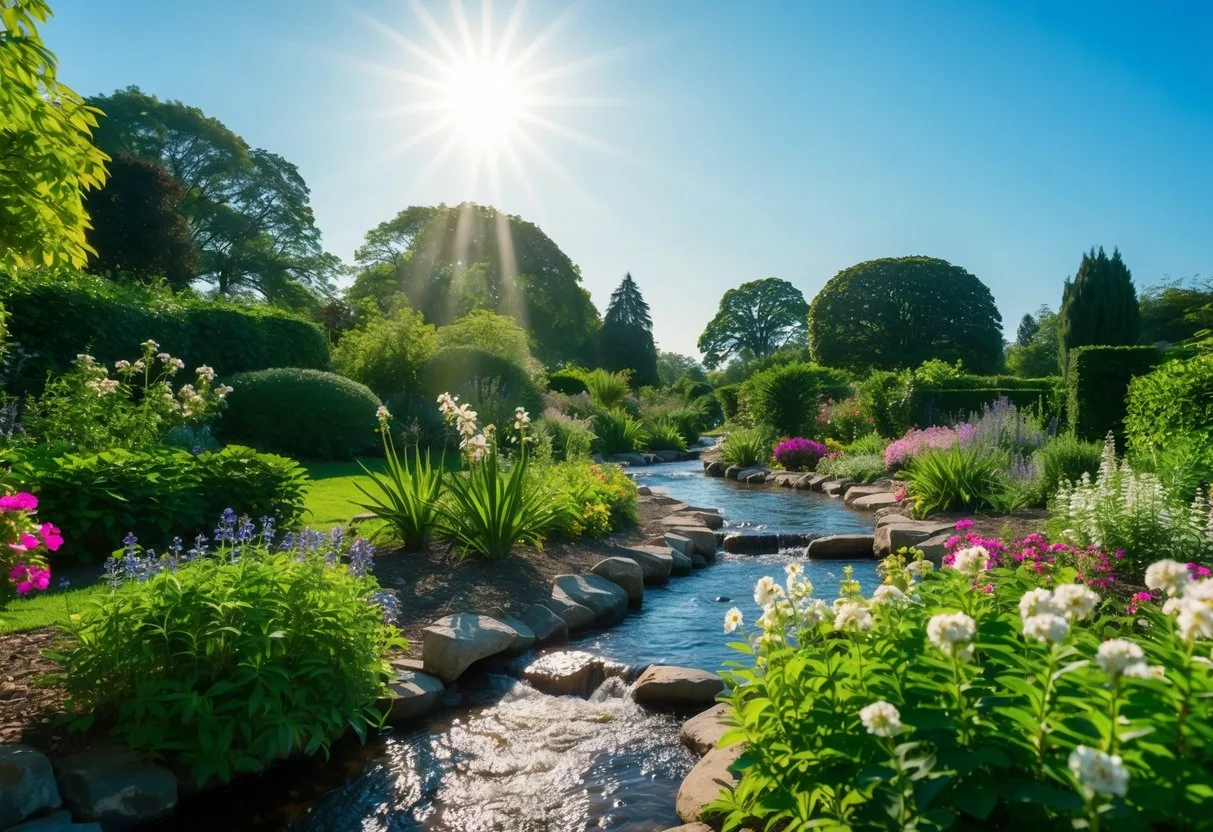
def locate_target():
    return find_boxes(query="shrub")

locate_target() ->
[581,368,633,410]
[915,385,1059,428]
[968,395,1053,456]
[720,427,772,468]
[593,409,648,456]
[902,444,1004,517]
[1036,433,1103,498]
[53,520,404,785]
[438,310,544,381]
[885,423,976,469]
[354,409,443,551]
[773,437,827,472]
[333,307,437,398]
[845,432,888,456]
[538,410,596,461]
[741,362,850,438]
[815,396,872,444]
[423,346,544,435]
[645,418,688,452]
[548,369,588,396]
[1067,345,1159,442]
[221,369,382,460]
[857,370,915,438]
[715,384,741,421]
[538,461,637,539]
[815,451,887,483]
[1125,354,1213,495]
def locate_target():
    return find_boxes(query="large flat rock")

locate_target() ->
[55,746,177,831]
[822,479,856,496]
[673,510,725,531]
[680,703,733,757]
[664,526,717,558]
[0,744,61,828]
[523,650,630,698]
[633,666,724,707]
[873,521,956,556]
[422,614,519,682]
[546,589,598,632]
[591,557,645,607]
[807,534,877,559]
[384,667,445,723]
[519,602,569,645]
[610,545,674,584]
[876,513,913,528]
[843,485,893,506]
[552,574,629,625]
[675,744,743,824]
[851,492,901,511]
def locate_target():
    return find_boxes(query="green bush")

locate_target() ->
[581,368,633,410]
[333,307,437,399]
[716,384,741,421]
[645,417,688,452]
[6,444,307,563]
[221,369,382,460]
[741,362,850,437]
[354,418,443,551]
[548,369,589,396]
[720,427,772,468]
[857,370,915,438]
[53,529,403,785]
[593,409,648,456]
[1036,432,1102,499]
[845,432,889,456]
[903,445,1004,517]
[815,451,887,483]
[423,346,544,434]
[538,412,596,461]
[1067,345,1159,441]
[537,460,637,539]
[1125,353,1213,461]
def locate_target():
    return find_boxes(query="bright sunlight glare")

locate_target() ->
[445,60,524,149]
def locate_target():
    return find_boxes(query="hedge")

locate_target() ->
[716,384,741,421]
[548,369,589,396]
[1067,345,1160,442]
[914,387,1059,427]
[0,271,328,392]
[1125,353,1213,456]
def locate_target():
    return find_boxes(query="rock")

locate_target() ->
[610,452,648,466]
[876,513,913,528]
[552,574,629,625]
[664,531,695,556]
[0,745,61,828]
[546,588,598,632]
[918,532,955,566]
[590,557,645,607]
[636,485,653,496]
[5,809,102,832]
[499,615,537,655]
[822,479,856,496]
[873,477,895,489]
[805,473,829,491]
[703,460,727,477]
[874,504,906,521]
[674,510,725,531]
[675,744,743,823]
[722,533,780,555]
[665,526,717,558]
[689,553,708,569]
[384,668,445,723]
[55,746,176,831]
[680,703,733,756]
[873,521,956,556]
[791,474,815,490]
[633,665,724,707]
[661,514,708,530]
[768,471,799,487]
[609,545,674,584]
[723,464,742,480]
[843,484,893,506]
[736,466,769,484]
[650,495,687,508]
[519,602,569,645]
[653,450,682,463]
[807,534,877,559]
[523,650,630,697]
[851,492,902,511]
[669,548,694,575]
[661,824,715,832]
[422,614,520,682]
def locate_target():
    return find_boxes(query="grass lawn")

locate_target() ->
[0,583,109,634]
[302,458,385,527]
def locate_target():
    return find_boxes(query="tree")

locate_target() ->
[87,87,337,302]
[808,256,1004,374]
[438,309,543,380]
[1016,313,1039,347]
[656,351,701,387]
[697,277,808,369]
[600,272,658,387]
[354,205,442,269]
[83,153,197,288]
[332,307,438,398]
[1139,276,1213,346]
[1005,305,1060,377]
[0,0,108,270]
[1058,247,1140,372]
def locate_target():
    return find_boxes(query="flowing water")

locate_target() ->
[163,459,877,832]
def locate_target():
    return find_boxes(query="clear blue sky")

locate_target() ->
[46,0,1213,358]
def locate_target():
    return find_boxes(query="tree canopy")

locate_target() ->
[438,309,543,380]
[656,351,701,387]
[1139,276,1213,346]
[600,272,658,387]
[1015,313,1039,347]
[697,277,808,369]
[87,86,339,304]
[1005,305,1060,377]
[1058,246,1140,372]
[0,0,108,271]
[808,256,1004,374]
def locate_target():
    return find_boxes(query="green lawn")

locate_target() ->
[301,458,385,526]
[0,583,109,634]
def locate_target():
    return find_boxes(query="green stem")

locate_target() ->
[952,654,969,743]
[853,634,869,695]
[885,737,910,828]
[1176,639,1196,758]
[1107,678,1121,755]
[1035,645,1059,763]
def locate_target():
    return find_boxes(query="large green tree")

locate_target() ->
[808,256,1004,374]
[656,350,701,387]
[1139,276,1213,346]
[87,86,339,303]
[0,0,108,270]
[1005,305,1060,377]
[600,272,658,387]
[697,277,808,369]
[1058,247,1140,372]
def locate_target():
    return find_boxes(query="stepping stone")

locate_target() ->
[590,557,645,607]
[807,534,877,559]
[680,703,733,757]
[873,521,956,556]
[843,485,893,506]
[851,492,901,511]
[633,666,723,707]
[422,614,519,682]
[523,650,630,698]
[665,526,717,558]
[552,574,629,625]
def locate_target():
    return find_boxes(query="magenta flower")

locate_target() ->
[955,519,974,531]
[0,492,38,512]
[773,437,828,472]
[40,523,63,552]
[19,533,39,550]
[9,564,51,596]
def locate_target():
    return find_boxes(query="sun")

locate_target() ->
[444,59,524,150]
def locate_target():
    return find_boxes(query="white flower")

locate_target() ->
[461,433,488,462]
[156,352,171,362]
[141,339,159,350]
[1023,613,1070,645]
[927,612,976,660]
[798,598,831,626]
[168,357,185,373]
[1052,583,1100,621]
[513,407,530,430]
[1019,588,1057,620]
[754,576,783,607]
[787,573,814,600]
[723,607,743,634]
[76,353,95,365]
[1096,639,1149,681]
[1145,559,1190,597]
[375,405,392,425]
[1177,598,1213,642]
[114,359,131,370]
[834,602,873,632]
[871,585,906,606]
[195,365,216,381]
[785,562,803,578]
[85,378,120,396]
[215,384,233,399]
[1068,745,1129,797]
[951,546,990,578]
[757,630,785,648]
[906,559,933,578]
[859,700,902,738]
[131,359,146,372]
[1163,597,1184,616]
[1183,579,1213,604]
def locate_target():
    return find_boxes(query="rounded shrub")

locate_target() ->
[423,346,543,431]
[221,369,382,460]
[741,362,850,438]
[548,369,589,396]
[1126,354,1213,457]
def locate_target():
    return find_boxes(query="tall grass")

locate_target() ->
[645,417,688,452]
[902,445,1004,518]
[593,409,648,456]
[720,427,772,468]
[355,425,442,551]
[1036,432,1102,499]
[581,369,632,410]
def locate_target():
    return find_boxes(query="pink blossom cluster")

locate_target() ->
[941,519,1122,590]
[884,423,977,468]
[2,491,60,598]
[10,564,50,594]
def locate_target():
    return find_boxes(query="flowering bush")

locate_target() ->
[815,396,873,444]
[52,515,404,786]
[772,437,827,472]
[537,461,637,539]
[354,406,443,551]
[942,520,1122,590]
[884,423,976,469]
[1,491,59,602]
[968,395,1053,455]
[814,451,887,484]
[713,548,1213,830]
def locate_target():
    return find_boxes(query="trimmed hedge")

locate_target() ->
[0,271,328,392]
[1067,345,1160,441]
[716,384,741,421]
[220,369,383,460]
[548,369,589,396]
[1125,354,1213,456]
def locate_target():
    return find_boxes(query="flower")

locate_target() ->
[0,492,38,512]
[1023,613,1069,645]
[375,405,392,426]
[1019,588,1057,620]
[156,351,171,362]
[514,407,531,430]
[859,700,902,737]
[346,537,375,578]
[114,359,131,370]
[1068,745,1129,797]
[785,562,803,579]
[1176,598,1213,642]
[951,546,990,578]
[9,564,51,595]
[927,612,976,660]
[955,519,974,531]
[905,559,933,578]
[196,365,216,381]
[834,602,872,632]
[1051,583,1100,621]
[462,433,488,462]
[1145,559,1189,597]
[142,339,159,350]
[798,598,831,626]
[1095,638,1152,682]
[753,576,783,607]
[871,584,906,606]
[724,607,743,633]
[787,573,814,600]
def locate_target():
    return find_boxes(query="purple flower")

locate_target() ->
[370,589,400,624]
[773,437,828,472]
[347,538,375,578]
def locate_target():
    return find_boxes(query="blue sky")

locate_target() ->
[46,0,1213,358]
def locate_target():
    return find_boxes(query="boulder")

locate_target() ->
[791,474,814,490]
[661,825,714,832]
[918,532,955,566]
[546,589,598,632]
[804,473,829,491]
[722,533,780,555]
[876,513,913,528]
[822,479,856,496]
[422,614,519,682]
[675,744,743,823]
[874,504,906,521]
[737,467,769,484]
[724,465,742,480]
[769,471,799,487]
[675,510,725,531]
[852,493,902,511]
[590,557,645,607]
[0,745,61,828]
[689,553,708,569]
[499,615,537,655]
[650,495,687,508]
[523,650,630,698]
[633,665,724,707]
[680,703,733,756]
[636,485,653,496]
[653,449,682,463]
[807,534,877,559]
[519,602,569,645]
[703,460,727,477]
[665,526,717,558]
[843,484,893,506]
[55,746,177,831]
[668,548,694,575]
[384,668,445,723]
[873,521,956,556]
[610,545,674,584]
[5,809,101,832]
[610,452,648,466]
[552,574,629,625]
[661,514,709,530]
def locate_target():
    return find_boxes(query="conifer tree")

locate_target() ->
[1058,247,1141,372]
[600,272,659,387]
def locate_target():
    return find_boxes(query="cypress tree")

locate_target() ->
[600,272,659,387]
[1058,246,1141,373]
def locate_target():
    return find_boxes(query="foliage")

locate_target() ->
[913,358,965,386]
[1066,345,1159,442]
[352,204,441,272]
[333,306,438,398]
[698,277,809,369]
[917,385,1059,430]
[1125,354,1213,483]
[354,408,442,551]
[720,427,772,468]
[773,437,827,472]
[885,424,976,469]
[716,384,742,422]
[1139,276,1213,346]
[942,524,1122,589]
[52,520,403,785]
[741,362,850,438]
[715,554,1213,831]
[83,153,197,288]
[846,432,889,457]
[0,491,57,603]
[656,351,702,387]
[1006,305,1061,377]
[815,451,888,484]
[593,409,648,456]
[1036,433,1103,500]
[581,368,634,411]
[538,409,596,461]
[547,369,588,396]
[1059,247,1141,373]
[600,273,659,387]
[438,309,544,381]
[6,444,307,563]
[1016,313,1039,346]
[423,346,544,435]
[537,461,637,539]
[89,86,340,302]
[0,0,109,271]
[645,417,688,452]
[808,256,1004,374]
[968,396,1052,456]
[857,370,916,438]
[815,396,873,444]
[221,369,382,460]
[1052,435,1213,579]
[902,444,1005,517]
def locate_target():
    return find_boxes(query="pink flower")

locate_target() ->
[9,564,51,596]
[0,492,38,512]
[955,519,974,531]
[19,533,39,550]
[39,523,63,552]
